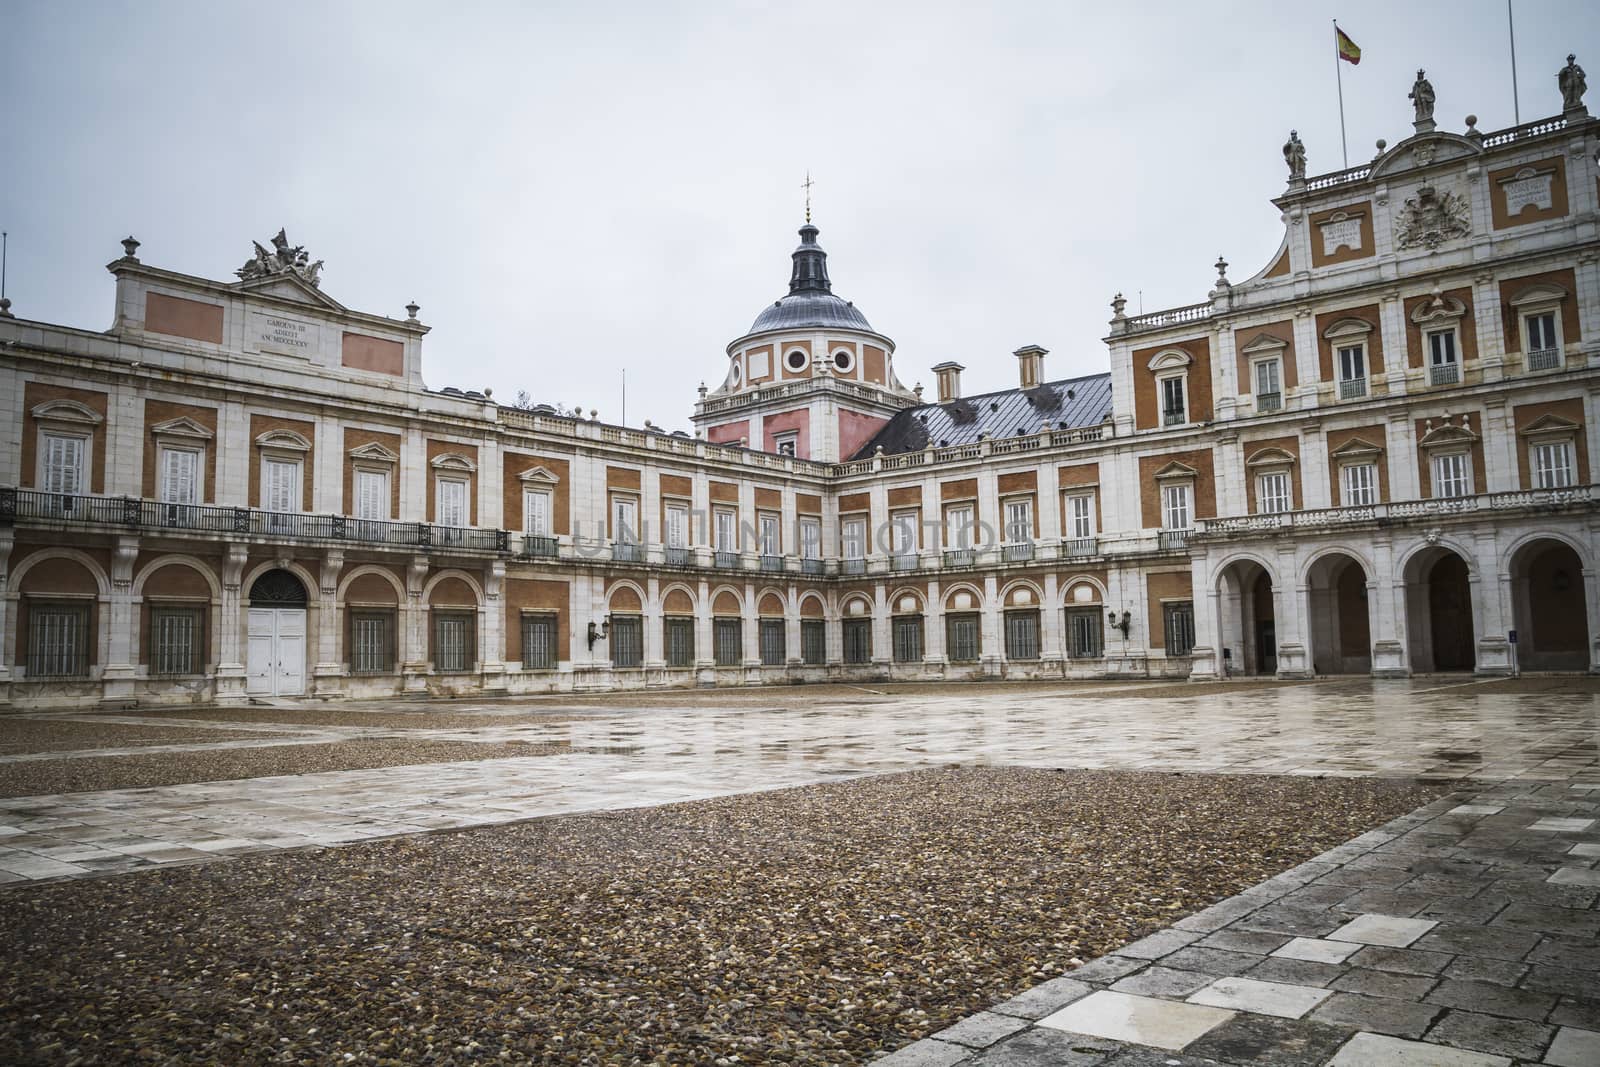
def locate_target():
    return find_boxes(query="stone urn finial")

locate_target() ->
[405,301,420,320]
[1110,292,1127,320]
[121,236,140,260]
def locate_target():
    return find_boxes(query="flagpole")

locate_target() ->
[1334,20,1349,168]
[1507,0,1521,124]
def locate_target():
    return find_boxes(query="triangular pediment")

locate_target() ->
[1419,422,1478,448]
[348,441,400,462]
[517,465,562,485]
[150,415,214,440]
[1517,413,1580,438]
[234,272,346,311]
[1241,332,1290,355]
[1153,460,1198,481]
[1330,435,1384,459]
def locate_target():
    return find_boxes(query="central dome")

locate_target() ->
[746,224,875,334]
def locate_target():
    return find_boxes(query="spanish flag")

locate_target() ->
[1336,26,1361,65]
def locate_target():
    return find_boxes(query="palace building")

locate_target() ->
[2,65,1597,707]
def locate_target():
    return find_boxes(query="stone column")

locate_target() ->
[644,575,665,671]
[214,544,250,703]
[1368,536,1407,676]
[695,577,714,680]
[1274,543,1311,677]
[1041,572,1063,667]
[480,559,506,691]
[99,535,140,705]
[402,555,430,692]
[0,529,14,704]
[741,578,759,673]
[312,550,344,696]
[1473,528,1512,675]
[980,572,1002,677]
[871,579,890,668]
[1586,517,1600,674]
[923,578,945,670]
[1187,551,1220,680]
[785,580,802,671]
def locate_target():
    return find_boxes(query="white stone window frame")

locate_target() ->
[32,399,103,496]
[1322,318,1374,399]
[943,500,977,550]
[662,497,691,550]
[255,429,311,514]
[1148,349,1192,428]
[1239,334,1289,414]
[889,508,920,557]
[609,491,641,545]
[840,514,867,559]
[1517,414,1581,490]
[783,348,810,374]
[773,430,799,457]
[714,506,739,553]
[1329,437,1385,508]
[1410,295,1467,384]
[430,452,477,530]
[1001,494,1034,545]
[757,510,782,556]
[1245,446,1297,515]
[1063,487,1097,540]
[797,514,822,560]
[150,416,214,506]
[831,348,856,375]
[1508,283,1568,373]
[517,465,561,536]
[349,441,400,522]
[1153,461,1197,531]
[1418,419,1479,499]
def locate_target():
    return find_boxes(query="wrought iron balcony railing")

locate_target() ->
[1062,537,1098,558]
[1255,391,1282,413]
[1339,377,1368,400]
[1429,362,1461,386]
[1158,529,1191,552]
[1527,348,1561,372]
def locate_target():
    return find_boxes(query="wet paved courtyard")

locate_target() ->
[2,676,1598,1064]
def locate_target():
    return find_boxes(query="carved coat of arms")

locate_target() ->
[1394,185,1470,251]
[236,229,324,288]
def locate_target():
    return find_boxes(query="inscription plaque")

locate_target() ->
[1503,170,1553,215]
[1320,217,1363,256]
[251,310,315,355]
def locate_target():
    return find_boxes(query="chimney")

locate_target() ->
[931,361,965,403]
[1014,345,1047,389]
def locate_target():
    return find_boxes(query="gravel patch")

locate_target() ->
[0,766,1441,1064]
[127,708,594,730]
[0,718,275,755]
[0,739,572,798]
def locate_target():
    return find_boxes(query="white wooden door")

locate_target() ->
[245,608,307,696]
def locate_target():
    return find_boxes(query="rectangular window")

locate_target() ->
[150,606,202,676]
[609,614,643,668]
[946,613,981,662]
[798,516,821,559]
[1533,441,1575,489]
[1254,359,1282,411]
[521,612,557,670]
[665,502,689,549]
[1004,610,1041,661]
[1066,493,1095,540]
[159,447,201,505]
[1257,471,1291,514]
[1341,462,1377,507]
[1525,312,1559,370]
[610,494,638,544]
[801,619,825,665]
[890,510,918,559]
[773,432,798,457]
[1161,483,1191,530]
[356,469,390,521]
[759,512,781,556]
[1432,453,1471,499]
[665,616,695,667]
[1163,602,1196,657]
[433,612,474,673]
[1337,343,1367,392]
[1428,329,1460,385]
[892,616,924,663]
[350,610,396,674]
[264,458,300,512]
[843,618,871,664]
[759,619,786,666]
[842,516,866,559]
[27,601,90,678]
[945,504,975,550]
[524,488,552,536]
[713,618,742,666]
[1067,609,1104,658]
[1004,498,1033,543]
[41,433,87,496]
[715,508,737,553]
[1160,376,1186,425]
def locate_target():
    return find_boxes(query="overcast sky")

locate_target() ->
[4,1,1594,429]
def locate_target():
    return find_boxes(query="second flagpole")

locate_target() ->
[1334,19,1349,168]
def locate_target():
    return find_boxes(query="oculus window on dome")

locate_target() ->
[832,350,855,373]
[784,349,808,373]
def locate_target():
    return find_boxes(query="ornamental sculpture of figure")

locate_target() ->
[1283,130,1307,180]
[236,228,325,288]
[1409,69,1435,124]
[1560,54,1587,112]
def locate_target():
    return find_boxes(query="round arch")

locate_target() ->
[1298,545,1376,588]
[710,586,744,616]
[1059,574,1108,606]
[1400,542,1478,673]
[421,568,485,605]
[798,592,827,618]
[1394,536,1479,583]
[1207,550,1282,590]
[10,548,112,598]
[1506,536,1591,671]
[840,593,873,618]
[660,582,698,615]
[942,582,985,611]
[1500,528,1593,574]
[133,555,222,601]
[337,564,406,603]
[888,587,925,614]
[241,560,319,605]
[756,590,786,617]
[1303,551,1372,675]
[605,579,647,613]
[998,578,1044,609]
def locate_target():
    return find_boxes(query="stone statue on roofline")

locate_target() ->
[1283,130,1306,181]
[1409,70,1436,126]
[236,228,324,288]
[1560,54,1587,113]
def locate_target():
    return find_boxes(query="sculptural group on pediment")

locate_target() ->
[237,229,324,288]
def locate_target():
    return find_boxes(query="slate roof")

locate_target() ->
[853,372,1114,458]
[743,223,878,336]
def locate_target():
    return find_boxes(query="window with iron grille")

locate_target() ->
[349,610,395,674]
[1004,610,1041,660]
[759,619,786,666]
[801,619,825,665]
[665,617,695,667]
[892,617,923,663]
[610,614,643,668]
[1163,602,1196,657]
[1067,609,1103,658]
[27,601,90,678]
[433,611,475,673]
[521,612,557,670]
[713,618,742,666]
[946,613,981,662]
[148,605,203,676]
[843,618,871,664]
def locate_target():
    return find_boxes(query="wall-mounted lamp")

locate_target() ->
[586,618,610,650]
[1107,609,1132,638]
